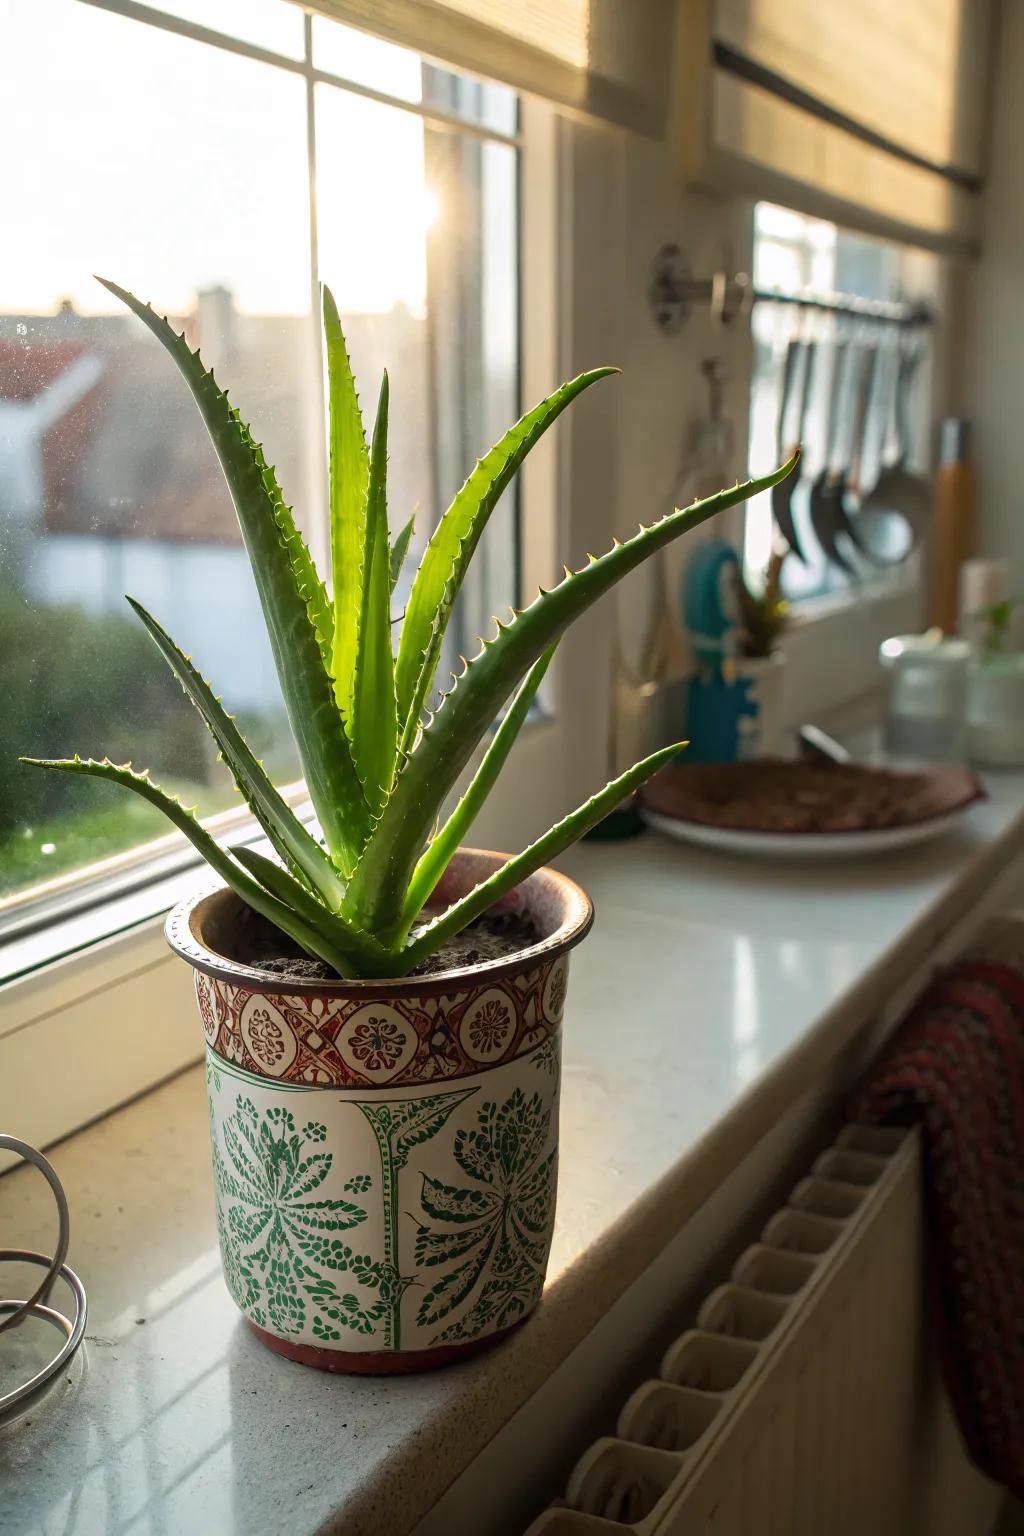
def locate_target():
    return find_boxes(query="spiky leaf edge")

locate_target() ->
[126,597,345,910]
[323,285,370,721]
[19,758,365,976]
[349,375,398,811]
[396,741,683,972]
[231,845,390,973]
[96,277,370,873]
[394,368,617,750]
[345,454,799,938]
[400,641,557,927]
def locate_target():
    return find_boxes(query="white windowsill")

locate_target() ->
[3,764,1023,1535]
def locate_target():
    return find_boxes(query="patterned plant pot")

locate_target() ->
[166,848,592,1374]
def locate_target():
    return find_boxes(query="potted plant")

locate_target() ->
[733,548,789,757]
[22,279,793,1372]
[966,596,1024,765]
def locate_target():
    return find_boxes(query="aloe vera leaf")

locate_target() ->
[19,757,362,976]
[239,418,333,670]
[394,368,617,743]
[345,455,798,937]
[232,845,390,973]
[401,642,557,926]
[323,286,369,718]
[96,278,369,871]
[389,512,416,594]
[126,597,345,910]
[350,374,398,810]
[396,740,682,971]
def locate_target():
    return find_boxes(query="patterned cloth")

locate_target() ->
[851,916,1024,1498]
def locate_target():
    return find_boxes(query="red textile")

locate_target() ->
[851,929,1024,1498]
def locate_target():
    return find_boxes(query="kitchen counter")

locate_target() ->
[3,772,1024,1536]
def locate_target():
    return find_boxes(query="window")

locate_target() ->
[745,203,935,601]
[0,0,519,912]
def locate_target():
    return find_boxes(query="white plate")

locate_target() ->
[640,805,970,861]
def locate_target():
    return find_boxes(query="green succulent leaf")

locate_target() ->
[323,285,370,721]
[238,417,333,672]
[346,455,799,938]
[401,641,557,927]
[96,277,370,874]
[35,280,802,982]
[350,374,398,811]
[231,845,390,974]
[19,757,361,976]
[389,512,416,594]
[397,740,682,971]
[125,597,345,910]
[394,368,617,748]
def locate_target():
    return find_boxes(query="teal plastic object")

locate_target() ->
[681,538,756,763]
[682,539,741,669]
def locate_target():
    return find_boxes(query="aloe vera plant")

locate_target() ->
[22,280,795,978]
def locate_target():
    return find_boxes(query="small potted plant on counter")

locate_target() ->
[734,548,789,757]
[966,596,1024,765]
[22,278,793,1372]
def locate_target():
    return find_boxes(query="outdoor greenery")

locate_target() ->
[1,581,298,896]
[23,278,795,975]
[1,583,200,894]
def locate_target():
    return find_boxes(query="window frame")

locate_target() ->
[1,0,528,938]
[0,12,578,1152]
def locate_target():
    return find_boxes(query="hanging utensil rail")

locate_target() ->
[647,252,934,331]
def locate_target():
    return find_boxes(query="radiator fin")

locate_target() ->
[524,1124,926,1536]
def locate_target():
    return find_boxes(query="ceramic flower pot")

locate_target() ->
[735,650,787,758]
[166,848,592,1374]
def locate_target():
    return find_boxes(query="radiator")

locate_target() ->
[524,1124,996,1536]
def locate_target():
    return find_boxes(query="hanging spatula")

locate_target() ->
[808,340,860,578]
[770,337,809,563]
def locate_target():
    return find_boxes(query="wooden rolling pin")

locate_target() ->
[930,417,975,634]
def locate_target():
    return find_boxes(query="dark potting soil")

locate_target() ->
[227,901,541,983]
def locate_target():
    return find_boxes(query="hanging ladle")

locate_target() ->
[770,337,809,563]
[856,335,928,560]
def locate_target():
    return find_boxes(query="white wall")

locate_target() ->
[554,113,756,787]
[961,0,1024,578]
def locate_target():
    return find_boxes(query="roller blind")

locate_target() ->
[302,0,676,136]
[687,0,994,251]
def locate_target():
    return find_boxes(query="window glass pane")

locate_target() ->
[424,64,518,136]
[314,83,518,675]
[313,15,424,103]
[143,0,304,57]
[2,0,520,913]
[1,0,313,900]
[312,16,518,134]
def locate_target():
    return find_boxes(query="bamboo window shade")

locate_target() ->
[697,0,995,251]
[298,0,677,136]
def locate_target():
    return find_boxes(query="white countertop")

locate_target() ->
[3,772,1024,1536]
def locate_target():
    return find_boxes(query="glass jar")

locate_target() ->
[880,634,970,763]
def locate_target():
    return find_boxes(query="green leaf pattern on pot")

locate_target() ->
[356,1086,478,1350]
[212,1095,381,1339]
[531,1035,559,1079]
[413,1088,557,1343]
[207,1046,559,1354]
